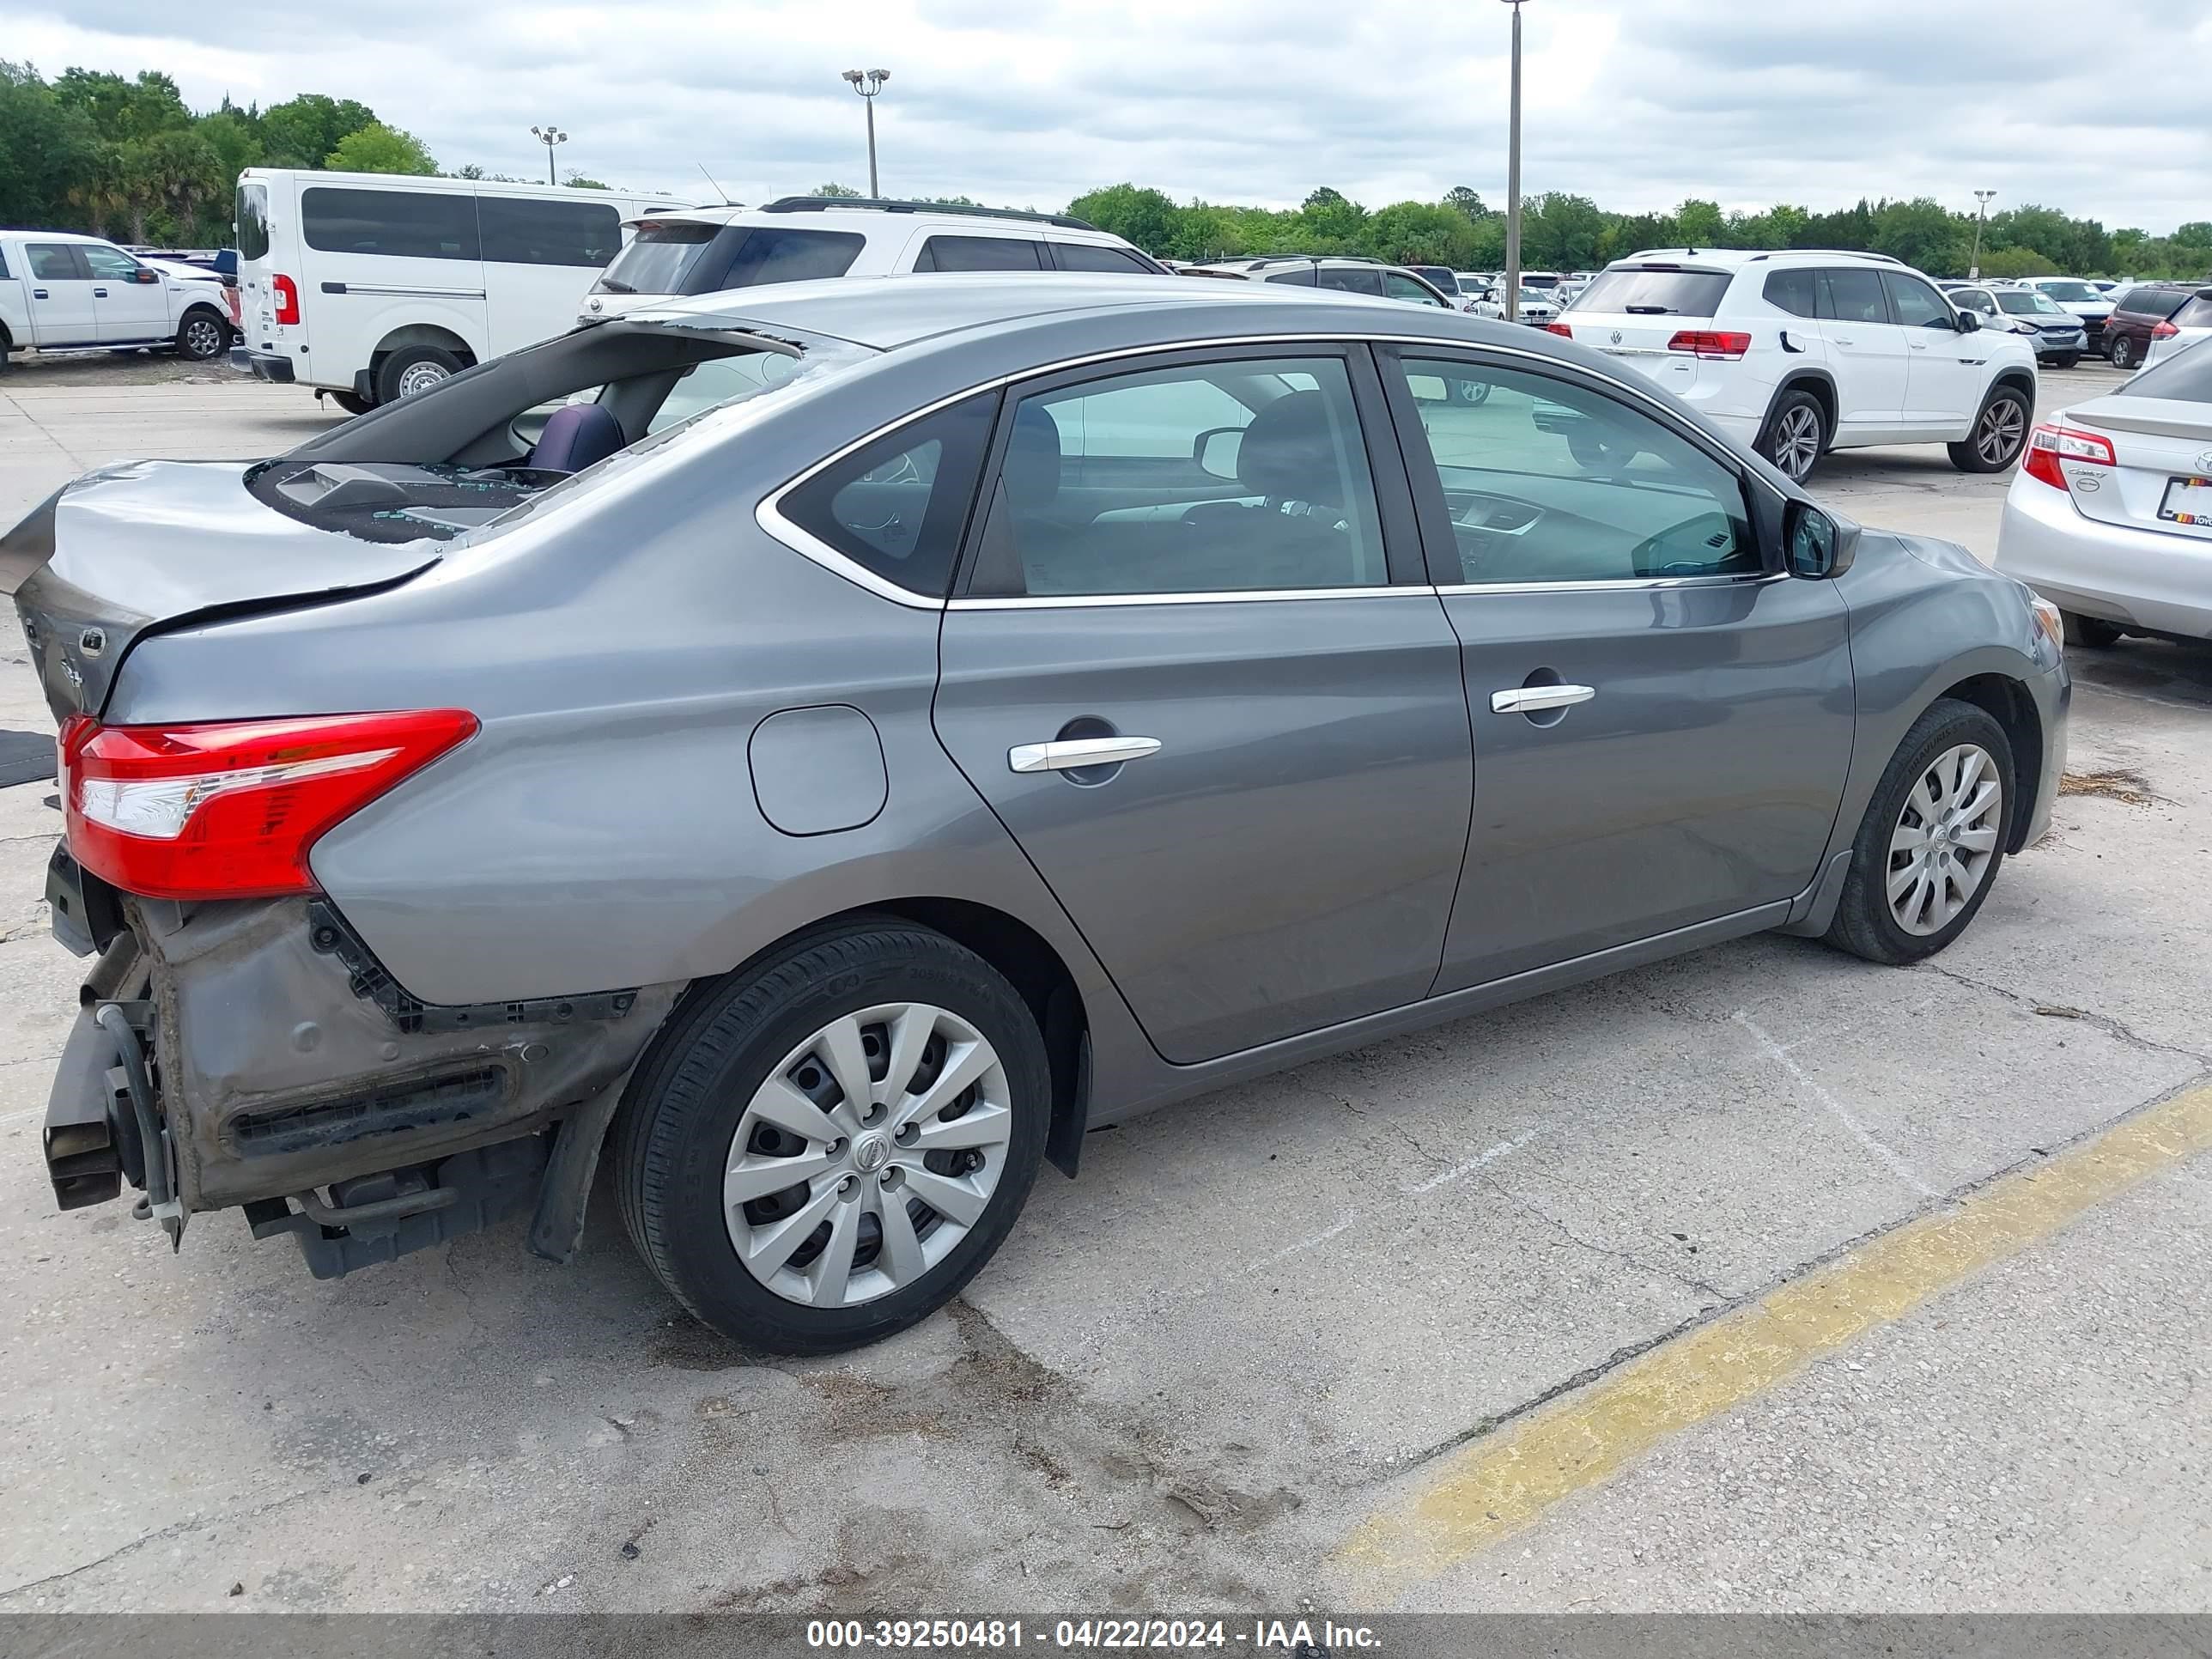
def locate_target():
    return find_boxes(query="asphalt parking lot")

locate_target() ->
[1,357,2207,1618]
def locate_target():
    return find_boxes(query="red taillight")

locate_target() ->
[272,273,300,326]
[2021,422,2117,491]
[1545,322,1573,337]
[1666,330,1753,361]
[61,710,477,900]
[2152,319,2179,339]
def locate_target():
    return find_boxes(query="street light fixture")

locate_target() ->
[1500,0,1527,324]
[1969,189,1996,281]
[531,125,568,187]
[841,69,891,198]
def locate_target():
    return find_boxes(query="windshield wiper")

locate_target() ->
[597,278,635,295]
[1625,305,1672,314]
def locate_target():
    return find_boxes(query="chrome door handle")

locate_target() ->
[1008,736,1163,774]
[1492,684,1595,714]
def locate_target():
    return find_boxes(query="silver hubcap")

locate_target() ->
[397,362,450,398]
[723,1003,1012,1309]
[1977,398,2026,465]
[1887,743,2004,936]
[1773,405,1821,479]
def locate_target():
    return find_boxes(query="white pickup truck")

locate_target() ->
[1,229,234,370]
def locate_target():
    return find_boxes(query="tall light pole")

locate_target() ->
[531,125,568,186]
[1500,1,1526,323]
[841,69,890,198]
[1969,189,1996,280]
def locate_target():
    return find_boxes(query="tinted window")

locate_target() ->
[302,187,480,261]
[720,227,864,286]
[1953,289,1997,314]
[81,245,141,281]
[2117,288,2186,318]
[1264,267,1316,286]
[1393,356,1759,586]
[1883,271,1954,329]
[0,247,9,280]
[235,182,269,262]
[977,356,1388,597]
[1819,267,1889,325]
[1385,272,1446,306]
[915,235,1042,272]
[780,392,997,597]
[2126,339,2212,404]
[1762,270,1818,318]
[1411,266,1461,295]
[478,197,621,267]
[26,244,82,281]
[2170,295,2212,327]
[1316,265,1383,296]
[1049,241,1156,273]
[595,222,720,294]
[1577,267,1734,316]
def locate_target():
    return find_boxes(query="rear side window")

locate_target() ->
[2118,288,2185,318]
[1883,271,1954,329]
[478,197,622,267]
[915,235,1042,272]
[777,392,998,597]
[1577,267,1734,316]
[235,183,270,262]
[1818,267,1889,325]
[26,244,82,280]
[720,228,864,287]
[1316,266,1383,296]
[1264,267,1316,286]
[2126,341,2212,404]
[1048,242,1156,274]
[1762,269,1817,318]
[302,187,480,261]
[2172,295,2212,327]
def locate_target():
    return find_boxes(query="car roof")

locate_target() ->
[617,270,1534,354]
[1611,247,1906,272]
[621,198,1124,241]
[0,228,111,246]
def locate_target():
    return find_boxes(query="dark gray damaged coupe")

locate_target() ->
[3,274,2068,1352]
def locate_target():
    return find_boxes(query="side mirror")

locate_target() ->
[135,268,161,284]
[1194,426,1243,482]
[1955,310,1980,332]
[1784,501,1858,579]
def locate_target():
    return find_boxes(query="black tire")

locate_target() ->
[173,307,228,362]
[374,344,464,404]
[2062,611,2124,649]
[325,390,374,417]
[1758,387,1828,483]
[2108,335,2135,370]
[1825,698,2015,966]
[2053,353,2081,370]
[613,921,1051,1354]
[1948,384,2033,473]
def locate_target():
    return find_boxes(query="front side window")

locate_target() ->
[302,187,481,261]
[972,356,1389,598]
[235,182,270,262]
[80,245,142,281]
[1393,356,1759,586]
[915,234,1042,272]
[1385,272,1446,306]
[27,244,83,281]
[1819,268,1890,325]
[1049,241,1156,274]
[778,392,997,597]
[1883,271,1954,329]
[478,197,622,267]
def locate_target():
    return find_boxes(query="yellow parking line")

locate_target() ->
[1334,1082,2212,1598]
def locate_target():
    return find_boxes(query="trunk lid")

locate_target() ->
[2060,396,2212,542]
[3,461,439,721]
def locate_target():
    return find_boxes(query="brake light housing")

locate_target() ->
[1666,330,1753,361]
[60,710,477,900]
[1545,322,1573,337]
[2021,422,2116,491]
[271,272,300,326]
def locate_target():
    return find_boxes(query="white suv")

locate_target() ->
[1556,249,2039,482]
[580,196,1167,321]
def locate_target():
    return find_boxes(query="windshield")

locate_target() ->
[1571,267,1732,316]
[2034,281,2101,303]
[595,222,720,295]
[1996,290,2064,315]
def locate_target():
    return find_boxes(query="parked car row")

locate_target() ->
[0,229,237,369]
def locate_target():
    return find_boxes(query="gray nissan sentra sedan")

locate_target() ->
[4,275,2069,1353]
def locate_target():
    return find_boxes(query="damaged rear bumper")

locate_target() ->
[43,881,679,1277]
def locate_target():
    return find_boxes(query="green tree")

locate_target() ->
[139,127,224,240]
[52,68,189,142]
[1976,246,2059,279]
[325,122,436,175]
[1675,198,1725,246]
[1869,197,1963,275]
[0,61,103,229]
[1366,201,1477,268]
[261,93,376,168]
[195,109,260,191]
[1297,186,1367,248]
[1067,184,1182,254]
[1442,185,1491,222]
[563,172,610,189]
[810,181,863,198]
[1522,192,1607,269]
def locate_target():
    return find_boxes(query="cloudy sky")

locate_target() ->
[10,0,2208,232]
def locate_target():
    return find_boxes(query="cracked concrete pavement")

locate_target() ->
[1,363,2207,1615]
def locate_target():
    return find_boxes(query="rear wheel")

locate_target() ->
[325,390,374,417]
[1948,386,2032,473]
[1759,390,1827,483]
[1826,699,2013,965]
[174,308,227,362]
[2109,335,2136,370]
[614,921,1050,1353]
[2063,611,2124,649]
[375,344,464,404]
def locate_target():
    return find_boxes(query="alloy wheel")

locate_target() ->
[1887,743,2004,937]
[183,318,223,358]
[722,1003,1012,1309]
[1974,397,2027,467]
[1772,404,1822,481]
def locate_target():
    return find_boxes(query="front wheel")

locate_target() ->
[613,921,1050,1353]
[1948,386,2032,473]
[2108,335,2136,370]
[1825,699,2014,965]
[2052,353,2081,370]
[174,309,228,362]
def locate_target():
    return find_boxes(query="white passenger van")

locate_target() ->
[232,169,686,411]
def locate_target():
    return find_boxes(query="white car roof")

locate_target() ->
[620,197,1133,246]
[1613,247,1906,272]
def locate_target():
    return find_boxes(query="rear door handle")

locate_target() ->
[1008,736,1162,774]
[1492,684,1595,714]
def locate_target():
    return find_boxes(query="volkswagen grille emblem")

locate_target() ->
[1610,330,1623,345]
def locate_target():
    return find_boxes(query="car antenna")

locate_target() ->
[696,161,733,205]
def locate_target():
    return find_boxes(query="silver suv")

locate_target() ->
[9,276,2066,1352]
